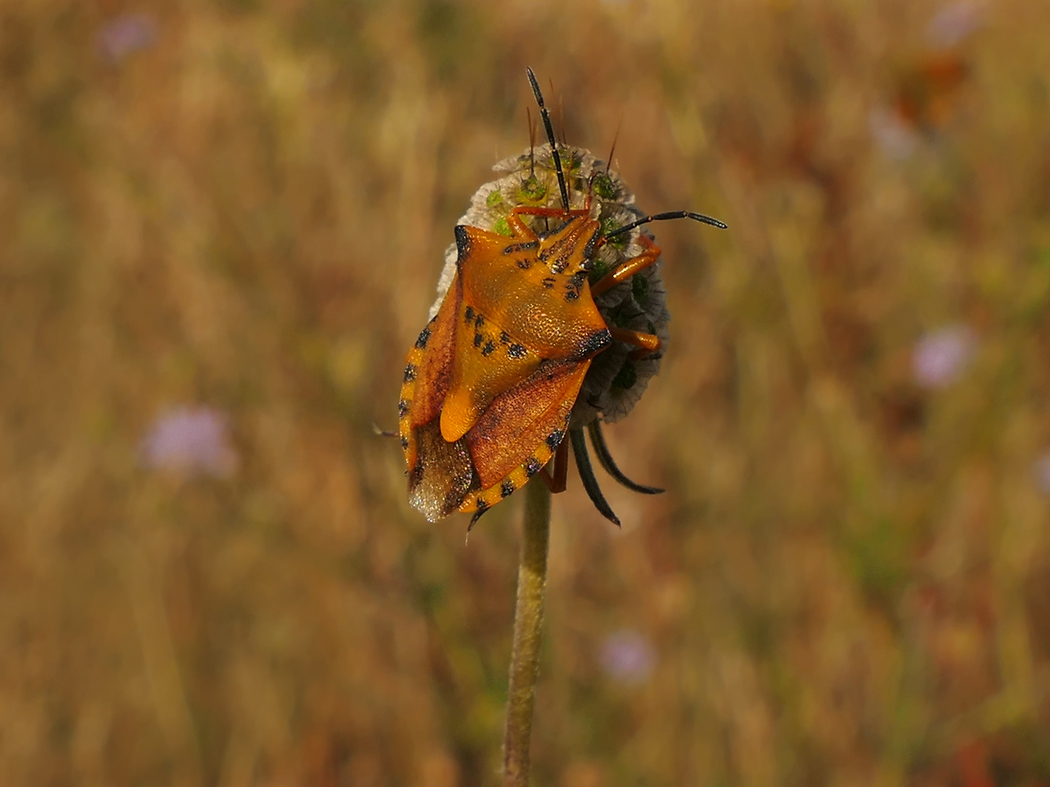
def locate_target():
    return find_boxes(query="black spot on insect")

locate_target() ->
[508,343,527,359]
[525,457,543,477]
[400,437,409,449]
[501,479,516,498]
[410,463,424,484]
[504,241,539,256]
[473,333,483,348]
[454,225,472,258]
[474,314,485,330]
[572,329,612,361]
[414,326,431,349]
[584,232,603,258]
[516,258,532,270]
[564,271,586,302]
[398,399,409,417]
[482,340,497,356]
[545,429,564,450]
[500,331,511,344]
[403,364,417,383]
[541,276,556,289]
[464,305,475,324]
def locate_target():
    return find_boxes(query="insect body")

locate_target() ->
[399,68,726,526]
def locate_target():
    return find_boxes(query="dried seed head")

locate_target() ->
[431,144,670,428]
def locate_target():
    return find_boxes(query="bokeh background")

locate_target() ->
[4,0,1050,784]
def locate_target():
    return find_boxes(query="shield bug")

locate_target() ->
[399,68,726,527]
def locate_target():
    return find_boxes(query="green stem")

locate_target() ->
[502,477,552,787]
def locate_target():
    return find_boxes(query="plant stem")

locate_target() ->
[502,477,552,787]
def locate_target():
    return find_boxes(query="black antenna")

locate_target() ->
[605,210,728,240]
[526,106,537,179]
[526,67,570,210]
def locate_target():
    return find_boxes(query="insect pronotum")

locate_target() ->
[398,68,726,527]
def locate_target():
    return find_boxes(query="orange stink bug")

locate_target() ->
[399,68,726,527]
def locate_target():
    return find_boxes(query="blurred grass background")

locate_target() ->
[3,0,1050,784]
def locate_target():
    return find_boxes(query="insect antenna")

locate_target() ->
[569,428,621,527]
[606,210,728,240]
[525,67,570,211]
[604,119,622,174]
[526,106,537,180]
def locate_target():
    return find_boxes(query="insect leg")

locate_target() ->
[591,235,662,296]
[510,204,591,222]
[607,326,661,354]
[538,438,570,494]
[587,421,663,494]
[606,327,662,361]
[506,204,590,238]
[570,428,621,527]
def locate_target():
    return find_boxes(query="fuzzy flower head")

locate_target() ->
[141,406,238,478]
[431,144,670,427]
[911,324,976,389]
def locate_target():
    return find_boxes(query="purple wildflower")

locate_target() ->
[141,406,238,478]
[599,629,655,685]
[911,325,977,389]
[1035,451,1050,497]
[97,13,156,64]
[926,2,984,49]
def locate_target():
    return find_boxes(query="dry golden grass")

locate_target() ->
[2,0,1050,784]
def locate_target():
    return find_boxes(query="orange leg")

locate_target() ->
[539,438,570,493]
[591,235,663,297]
[506,204,591,238]
[511,205,591,219]
[608,326,662,359]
